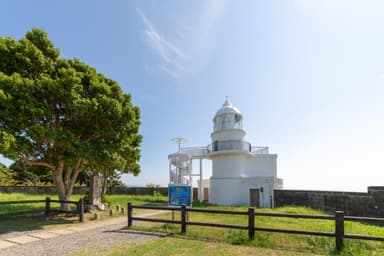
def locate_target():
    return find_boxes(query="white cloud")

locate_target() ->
[137,1,227,78]
[138,9,187,77]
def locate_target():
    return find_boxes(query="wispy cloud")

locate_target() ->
[137,1,227,78]
[138,9,187,77]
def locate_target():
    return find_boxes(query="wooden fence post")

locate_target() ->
[128,202,132,227]
[78,198,84,222]
[44,197,51,220]
[335,211,344,251]
[181,204,187,234]
[248,207,255,240]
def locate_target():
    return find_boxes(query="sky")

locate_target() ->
[1,0,383,192]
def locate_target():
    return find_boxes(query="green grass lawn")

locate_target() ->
[126,204,384,256]
[0,192,168,233]
[70,236,323,256]
[1,193,383,256]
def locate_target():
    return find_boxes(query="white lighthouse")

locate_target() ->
[208,99,282,207]
[168,99,283,207]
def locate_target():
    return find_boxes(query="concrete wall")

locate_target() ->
[274,187,384,217]
[4,186,383,217]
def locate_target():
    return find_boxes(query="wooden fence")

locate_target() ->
[0,197,84,222]
[127,203,384,251]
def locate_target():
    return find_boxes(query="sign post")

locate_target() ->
[168,184,192,207]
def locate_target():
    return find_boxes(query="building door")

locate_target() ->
[250,189,260,207]
[203,188,209,201]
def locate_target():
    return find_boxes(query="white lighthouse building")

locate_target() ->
[168,99,283,207]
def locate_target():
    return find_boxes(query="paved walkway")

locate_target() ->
[0,211,162,252]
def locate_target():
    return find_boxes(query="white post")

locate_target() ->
[189,159,193,185]
[199,158,203,202]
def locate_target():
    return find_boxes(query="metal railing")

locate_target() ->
[176,143,270,159]
[180,147,209,158]
[251,146,269,154]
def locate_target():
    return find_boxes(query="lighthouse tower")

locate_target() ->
[168,99,283,207]
[208,99,282,207]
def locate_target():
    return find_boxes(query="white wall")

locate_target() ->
[242,155,277,177]
[211,129,246,141]
[211,154,246,177]
[210,177,276,207]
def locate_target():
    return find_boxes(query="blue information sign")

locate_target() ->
[168,185,191,207]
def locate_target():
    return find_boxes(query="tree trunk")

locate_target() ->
[20,155,84,211]
[52,160,70,211]
[52,158,83,211]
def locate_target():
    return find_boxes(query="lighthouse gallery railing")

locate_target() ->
[179,141,269,157]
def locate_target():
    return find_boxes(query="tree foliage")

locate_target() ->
[0,28,142,206]
[9,160,52,185]
[0,163,17,185]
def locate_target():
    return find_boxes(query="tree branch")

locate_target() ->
[18,153,55,170]
[71,157,84,185]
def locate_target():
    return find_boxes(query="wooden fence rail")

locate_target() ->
[0,197,84,222]
[127,203,384,251]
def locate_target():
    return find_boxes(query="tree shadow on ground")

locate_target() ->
[0,212,80,235]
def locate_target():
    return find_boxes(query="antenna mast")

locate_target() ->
[171,137,187,152]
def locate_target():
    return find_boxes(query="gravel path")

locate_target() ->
[0,223,164,256]
[0,212,166,256]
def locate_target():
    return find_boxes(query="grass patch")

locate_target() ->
[70,236,320,256]
[0,193,168,233]
[127,205,384,256]
[1,194,383,255]
[0,193,86,233]
[103,194,167,208]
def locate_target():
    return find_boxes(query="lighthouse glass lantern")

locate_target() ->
[213,100,242,131]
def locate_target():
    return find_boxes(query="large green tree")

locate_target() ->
[0,29,142,208]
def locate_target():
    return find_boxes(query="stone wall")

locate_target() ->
[274,186,384,217]
[106,187,169,195]
[4,185,383,217]
[0,186,169,196]
[0,186,88,194]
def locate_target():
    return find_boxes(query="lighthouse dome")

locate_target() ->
[212,99,244,136]
[215,99,241,116]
